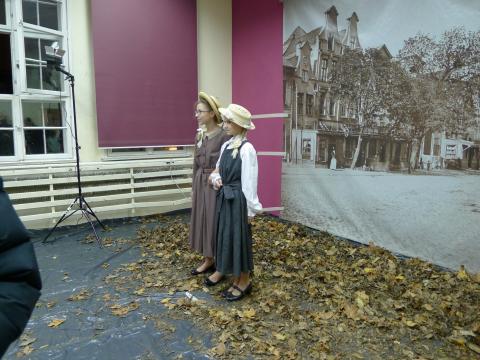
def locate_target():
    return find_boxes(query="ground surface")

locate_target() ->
[5,213,480,359]
[282,164,480,273]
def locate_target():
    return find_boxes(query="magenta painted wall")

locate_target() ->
[91,0,197,147]
[232,0,284,212]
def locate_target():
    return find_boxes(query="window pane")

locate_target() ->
[22,0,38,25]
[42,66,61,91]
[25,38,39,60]
[39,1,60,30]
[23,102,43,126]
[0,101,12,127]
[0,0,6,25]
[26,65,41,89]
[25,129,45,154]
[0,33,13,94]
[44,102,62,126]
[46,129,63,153]
[0,130,14,156]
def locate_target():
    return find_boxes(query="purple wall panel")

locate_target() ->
[257,156,282,211]
[248,118,284,152]
[232,0,283,115]
[232,0,284,212]
[91,0,197,147]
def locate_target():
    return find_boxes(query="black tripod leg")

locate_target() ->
[82,198,106,229]
[43,197,80,243]
[82,209,103,248]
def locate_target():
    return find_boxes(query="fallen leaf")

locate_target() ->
[48,319,65,328]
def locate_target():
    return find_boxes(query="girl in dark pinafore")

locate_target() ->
[206,104,262,301]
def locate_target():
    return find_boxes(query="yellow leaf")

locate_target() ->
[19,335,36,347]
[355,291,370,308]
[134,288,145,295]
[48,318,65,328]
[215,342,226,356]
[273,332,287,341]
[423,304,433,311]
[457,265,470,280]
[405,320,417,328]
[449,336,466,346]
[467,342,480,354]
[238,308,256,319]
[364,268,375,274]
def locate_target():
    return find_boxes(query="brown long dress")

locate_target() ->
[189,128,230,257]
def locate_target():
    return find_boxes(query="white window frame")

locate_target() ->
[0,0,72,163]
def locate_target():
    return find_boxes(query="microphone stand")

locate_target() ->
[43,65,105,247]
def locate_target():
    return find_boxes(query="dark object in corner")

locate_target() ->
[0,177,42,358]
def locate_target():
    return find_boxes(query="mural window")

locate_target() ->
[330,60,337,81]
[369,139,377,158]
[345,137,356,158]
[327,33,334,51]
[400,142,408,161]
[319,93,326,115]
[329,98,335,116]
[302,69,308,82]
[378,142,386,162]
[423,131,432,155]
[302,139,311,159]
[318,139,327,162]
[297,92,304,115]
[433,133,441,156]
[306,94,313,116]
[0,0,70,163]
[320,59,327,81]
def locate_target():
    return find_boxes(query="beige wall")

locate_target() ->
[197,0,232,106]
[66,0,232,162]
[67,0,102,162]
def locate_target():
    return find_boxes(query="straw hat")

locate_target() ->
[198,91,222,124]
[219,104,255,130]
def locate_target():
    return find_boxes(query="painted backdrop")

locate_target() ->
[282,0,480,272]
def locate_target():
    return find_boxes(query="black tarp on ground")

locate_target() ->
[3,215,213,360]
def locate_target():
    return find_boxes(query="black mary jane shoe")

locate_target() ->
[190,263,215,276]
[220,286,234,298]
[204,275,224,287]
[225,283,252,301]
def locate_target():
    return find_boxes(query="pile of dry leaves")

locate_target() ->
[104,215,480,359]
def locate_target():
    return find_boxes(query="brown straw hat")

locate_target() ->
[198,91,222,124]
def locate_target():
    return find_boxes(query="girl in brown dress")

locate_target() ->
[189,92,230,275]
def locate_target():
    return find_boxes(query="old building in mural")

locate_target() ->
[283,5,480,171]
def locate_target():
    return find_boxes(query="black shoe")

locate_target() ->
[190,263,215,276]
[220,286,233,298]
[225,283,252,301]
[204,275,224,287]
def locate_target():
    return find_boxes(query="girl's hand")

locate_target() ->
[213,178,223,190]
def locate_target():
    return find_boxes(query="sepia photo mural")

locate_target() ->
[281,0,480,272]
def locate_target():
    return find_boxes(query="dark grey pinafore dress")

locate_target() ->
[215,141,253,277]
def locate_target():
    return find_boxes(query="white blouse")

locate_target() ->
[211,137,263,217]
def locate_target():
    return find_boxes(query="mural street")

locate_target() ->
[282,163,480,273]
